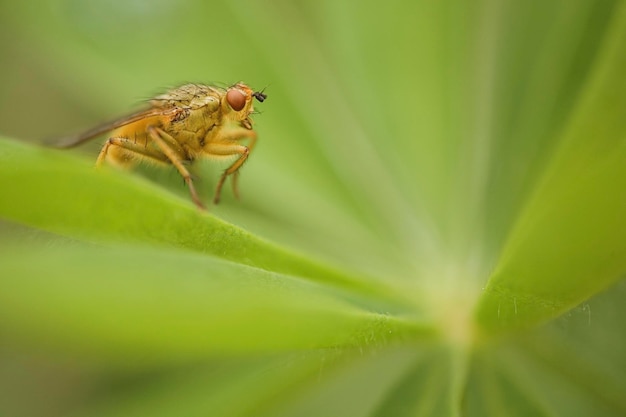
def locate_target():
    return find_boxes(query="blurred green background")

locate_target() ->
[1,0,625,416]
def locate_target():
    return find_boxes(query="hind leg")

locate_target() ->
[96,137,168,167]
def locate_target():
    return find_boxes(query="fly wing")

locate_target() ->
[52,107,180,149]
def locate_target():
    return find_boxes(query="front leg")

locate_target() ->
[204,128,257,204]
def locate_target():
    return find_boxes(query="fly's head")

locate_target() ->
[223,83,267,129]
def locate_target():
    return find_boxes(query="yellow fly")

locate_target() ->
[56,83,267,209]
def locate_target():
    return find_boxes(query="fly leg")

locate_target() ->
[204,128,257,204]
[146,126,205,209]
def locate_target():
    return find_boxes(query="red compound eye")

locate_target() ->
[226,89,246,111]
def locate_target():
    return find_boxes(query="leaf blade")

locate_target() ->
[0,242,430,363]
[0,137,408,305]
[476,3,626,332]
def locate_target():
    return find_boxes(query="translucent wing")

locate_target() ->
[52,107,180,149]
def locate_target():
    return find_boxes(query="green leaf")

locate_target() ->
[467,281,626,417]
[0,243,428,363]
[369,348,457,417]
[259,345,428,417]
[476,3,626,332]
[65,353,342,417]
[0,137,409,306]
